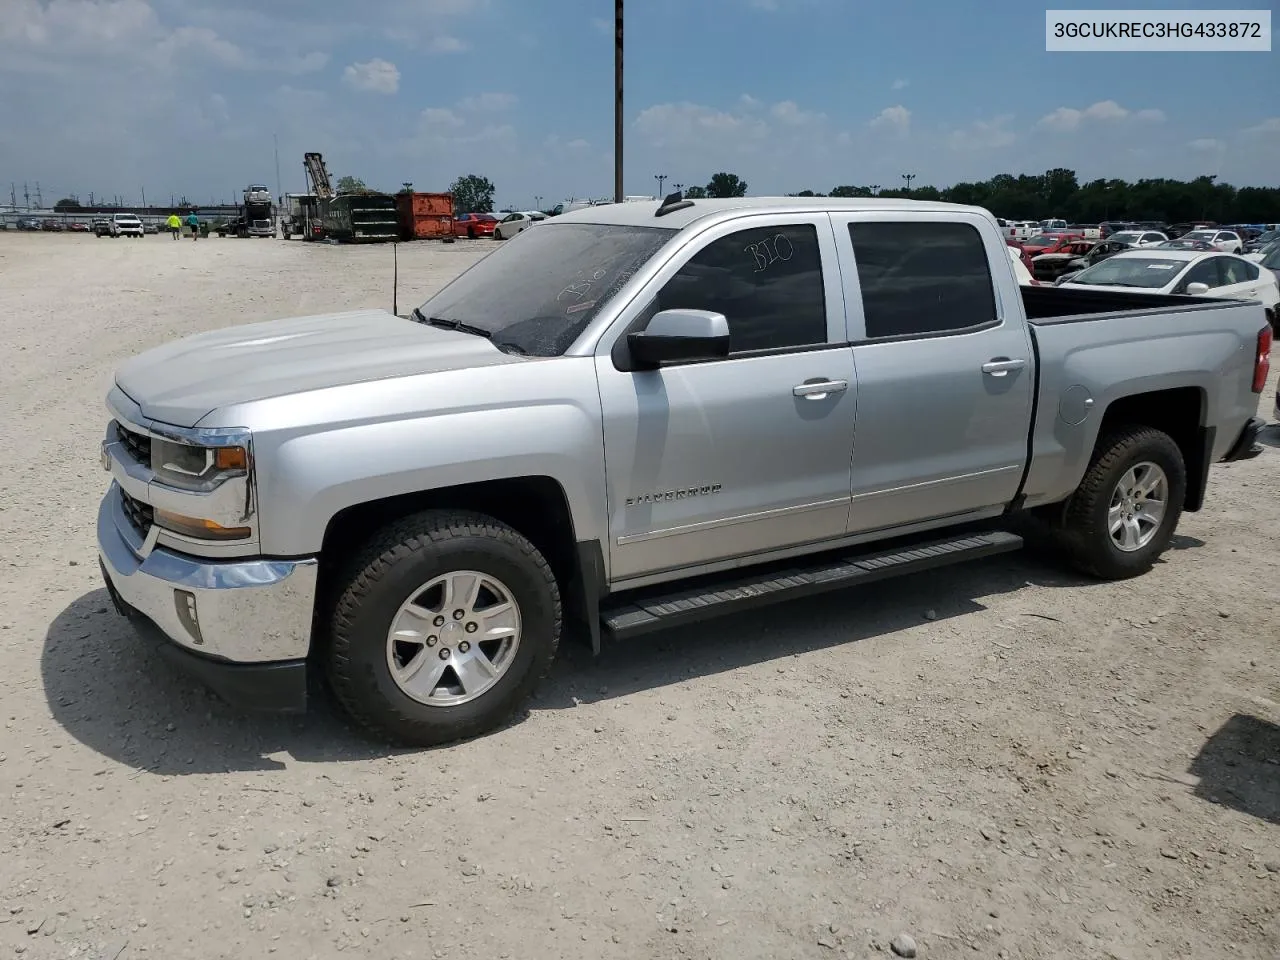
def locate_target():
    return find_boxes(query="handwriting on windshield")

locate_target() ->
[557,267,610,306]
[744,233,795,273]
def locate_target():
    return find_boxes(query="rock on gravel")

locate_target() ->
[890,932,918,957]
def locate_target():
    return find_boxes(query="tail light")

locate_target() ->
[1254,325,1272,393]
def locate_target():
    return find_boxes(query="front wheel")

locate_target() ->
[325,510,562,746]
[1054,425,1186,579]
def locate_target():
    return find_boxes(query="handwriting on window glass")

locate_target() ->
[557,267,610,305]
[744,233,795,273]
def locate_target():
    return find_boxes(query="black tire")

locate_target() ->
[467,227,475,239]
[325,509,562,747]
[1054,425,1186,580]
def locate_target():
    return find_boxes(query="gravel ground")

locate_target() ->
[1,231,1278,960]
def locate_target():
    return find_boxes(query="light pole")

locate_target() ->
[870,184,880,196]
[672,183,684,194]
[654,173,666,198]
[534,195,543,211]
[901,173,916,192]
[614,0,624,203]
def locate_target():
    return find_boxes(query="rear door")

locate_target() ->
[829,213,1035,534]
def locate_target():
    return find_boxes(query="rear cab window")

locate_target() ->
[843,221,998,340]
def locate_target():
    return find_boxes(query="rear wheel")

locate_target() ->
[325,510,562,746]
[1053,425,1186,579]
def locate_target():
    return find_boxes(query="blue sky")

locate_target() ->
[1,0,1276,210]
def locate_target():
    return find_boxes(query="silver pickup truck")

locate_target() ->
[96,196,1272,746]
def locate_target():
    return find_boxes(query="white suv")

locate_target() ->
[110,213,144,238]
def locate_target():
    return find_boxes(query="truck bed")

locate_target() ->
[1021,283,1230,322]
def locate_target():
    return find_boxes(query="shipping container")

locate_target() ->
[395,192,454,241]
[322,193,398,243]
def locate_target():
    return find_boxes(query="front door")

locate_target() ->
[595,214,856,583]
[830,213,1035,534]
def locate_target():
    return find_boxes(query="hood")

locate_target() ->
[115,308,524,427]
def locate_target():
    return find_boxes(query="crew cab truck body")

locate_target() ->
[96,197,1272,746]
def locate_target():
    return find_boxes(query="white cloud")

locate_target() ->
[1188,137,1224,152]
[343,58,400,94]
[891,78,909,91]
[421,106,464,127]
[633,101,771,149]
[566,138,589,150]
[1037,100,1165,132]
[771,100,824,126]
[869,105,910,136]
[1244,117,1280,136]
[426,34,467,53]
[458,92,516,112]
[948,114,1016,151]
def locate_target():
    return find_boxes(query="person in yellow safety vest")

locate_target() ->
[165,213,181,239]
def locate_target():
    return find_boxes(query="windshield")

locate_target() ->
[1108,232,1142,243]
[1067,256,1188,288]
[1025,234,1059,246]
[1260,244,1280,270]
[414,221,676,356]
[1185,231,1215,241]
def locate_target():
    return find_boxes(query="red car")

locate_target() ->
[1006,238,1035,275]
[452,213,498,239]
[1021,232,1085,257]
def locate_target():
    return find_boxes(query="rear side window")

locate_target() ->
[1221,257,1257,285]
[848,221,997,339]
[655,223,827,353]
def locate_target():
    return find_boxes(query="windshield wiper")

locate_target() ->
[411,307,492,339]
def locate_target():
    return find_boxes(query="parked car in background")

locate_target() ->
[1244,229,1279,253]
[1007,244,1038,285]
[109,213,144,238]
[40,219,63,232]
[1031,239,1096,281]
[1180,229,1242,253]
[68,221,90,233]
[1159,238,1217,252]
[1105,229,1168,248]
[1006,238,1036,275]
[92,218,112,238]
[1244,239,1280,264]
[142,221,159,235]
[1022,233,1086,258]
[1050,239,1135,284]
[1060,249,1279,324]
[493,210,546,240]
[452,212,498,239]
[16,217,41,231]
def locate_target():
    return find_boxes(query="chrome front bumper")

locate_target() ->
[97,484,318,663]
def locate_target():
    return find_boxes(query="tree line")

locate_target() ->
[778,168,1280,224]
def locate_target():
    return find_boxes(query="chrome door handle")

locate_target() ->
[793,379,849,399]
[982,358,1026,377]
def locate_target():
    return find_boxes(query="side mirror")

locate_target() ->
[1184,282,1210,296]
[628,309,730,368]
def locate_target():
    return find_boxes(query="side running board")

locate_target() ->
[601,530,1023,640]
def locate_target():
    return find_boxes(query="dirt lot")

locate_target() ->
[1,231,1277,960]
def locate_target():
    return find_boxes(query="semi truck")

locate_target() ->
[217,185,276,238]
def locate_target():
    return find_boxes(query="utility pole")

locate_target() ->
[613,0,624,204]
[901,173,916,193]
[534,195,543,211]
[23,182,30,210]
[34,182,43,208]
[8,183,15,211]
[274,133,282,204]
[141,186,146,210]
[654,173,666,198]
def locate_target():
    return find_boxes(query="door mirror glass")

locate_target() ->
[628,309,730,368]
[1184,281,1210,296]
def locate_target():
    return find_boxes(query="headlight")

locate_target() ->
[151,437,249,492]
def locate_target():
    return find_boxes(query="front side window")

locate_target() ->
[849,221,997,339]
[654,223,827,353]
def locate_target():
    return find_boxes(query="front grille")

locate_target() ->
[119,487,154,537]
[115,421,151,465]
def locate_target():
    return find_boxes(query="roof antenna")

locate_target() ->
[655,189,694,218]
[392,240,399,316]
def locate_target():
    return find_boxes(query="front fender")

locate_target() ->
[254,403,607,556]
